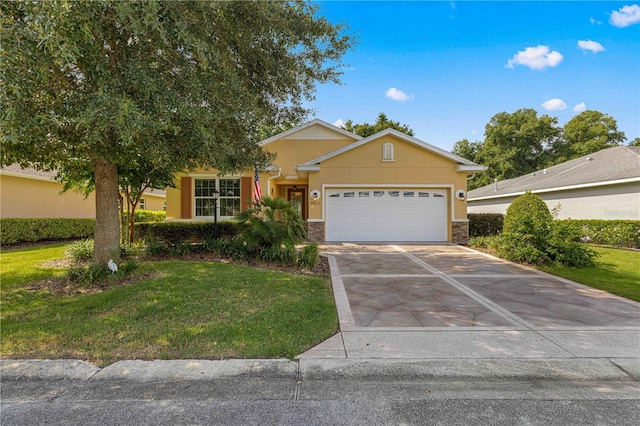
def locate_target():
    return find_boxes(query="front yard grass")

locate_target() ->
[538,246,640,302]
[1,244,337,367]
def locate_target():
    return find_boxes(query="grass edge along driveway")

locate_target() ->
[1,244,337,367]
[537,246,640,302]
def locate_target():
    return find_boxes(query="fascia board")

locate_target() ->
[303,128,481,166]
[0,170,56,182]
[456,164,487,172]
[468,177,640,201]
[259,118,362,147]
[295,164,320,172]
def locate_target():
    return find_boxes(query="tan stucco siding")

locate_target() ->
[264,137,355,177]
[307,136,469,221]
[1,174,96,218]
[468,182,640,220]
[165,184,182,219]
[140,194,166,211]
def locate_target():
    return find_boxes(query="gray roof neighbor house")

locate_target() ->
[467,146,640,220]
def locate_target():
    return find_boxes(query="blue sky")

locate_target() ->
[307,1,640,151]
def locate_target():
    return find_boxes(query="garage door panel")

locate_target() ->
[326,188,448,242]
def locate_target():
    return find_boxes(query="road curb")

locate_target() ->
[0,359,100,380]
[3,358,638,382]
[297,358,640,381]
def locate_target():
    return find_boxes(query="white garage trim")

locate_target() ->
[322,184,452,242]
[320,184,454,222]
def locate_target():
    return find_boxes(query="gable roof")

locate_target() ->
[259,118,362,146]
[300,127,483,170]
[468,146,640,200]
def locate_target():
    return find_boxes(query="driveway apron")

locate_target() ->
[298,244,640,360]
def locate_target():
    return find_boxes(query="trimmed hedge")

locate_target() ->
[135,221,238,245]
[468,213,504,237]
[132,210,166,223]
[1,218,95,245]
[556,219,640,249]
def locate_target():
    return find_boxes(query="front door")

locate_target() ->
[286,187,307,220]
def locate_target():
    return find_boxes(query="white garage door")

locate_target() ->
[325,188,448,242]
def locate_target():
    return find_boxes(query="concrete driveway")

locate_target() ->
[298,244,640,362]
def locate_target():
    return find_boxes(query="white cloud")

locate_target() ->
[573,102,587,112]
[385,87,413,102]
[505,45,563,70]
[610,4,640,27]
[577,40,605,53]
[541,98,567,111]
[333,118,344,128]
[590,16,602,25]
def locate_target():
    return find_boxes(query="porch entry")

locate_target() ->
[286,186,307,220]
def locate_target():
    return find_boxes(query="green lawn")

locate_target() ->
[538,246,640,302]
[1,244,337,366]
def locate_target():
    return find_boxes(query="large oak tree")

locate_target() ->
[1,1,353,267]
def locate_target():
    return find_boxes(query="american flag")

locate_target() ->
[253,167,262,201]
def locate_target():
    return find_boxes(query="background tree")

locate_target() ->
[472,109,560,188]
[451,139,482,162]
[342,112,414,137]
[549,110,626,165]
[1,1,353,267]
[629,137,640,147]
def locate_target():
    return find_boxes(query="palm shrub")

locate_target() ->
[235,197,307,262]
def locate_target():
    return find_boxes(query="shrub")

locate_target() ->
[66,239,94,263]
[469,213,504,237]
[235,197,306,254]
[297,243,320,269]
[259,243,296,265]
[66,260,137,285]
[468,235,500,251]
[496,191,553,264]
[135,221,237,246]
[556,219,640,249]
[1,218,95,245]
[495,192,599,266]
[132,210,166,223]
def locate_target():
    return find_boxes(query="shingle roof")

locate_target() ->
[468,146,640,200]
[1,164,166,197]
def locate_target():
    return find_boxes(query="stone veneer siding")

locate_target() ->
[452,221,469,245]
[306,221,325,242]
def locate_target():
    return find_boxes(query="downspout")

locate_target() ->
[267,167,282,198]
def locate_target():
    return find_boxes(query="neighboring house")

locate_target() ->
[467,146,640,220]
[166,119,484,243]
[0,165,166,218]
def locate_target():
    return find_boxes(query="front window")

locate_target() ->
[194,178,241,218]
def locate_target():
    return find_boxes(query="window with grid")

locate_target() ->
[194,178,240,218]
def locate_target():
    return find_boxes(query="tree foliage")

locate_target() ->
[473,108,560,188]
[342,113,414,137]
[549,110,626,165]
[1,0,353,266]
[454,109,628,190]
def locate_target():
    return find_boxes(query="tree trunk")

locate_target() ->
[93,158,121,267]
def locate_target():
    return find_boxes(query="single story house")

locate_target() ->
[165,119,485,244]
[467,146,640,220]
[0,164,166,218]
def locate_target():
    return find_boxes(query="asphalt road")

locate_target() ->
[3,366,639,425]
